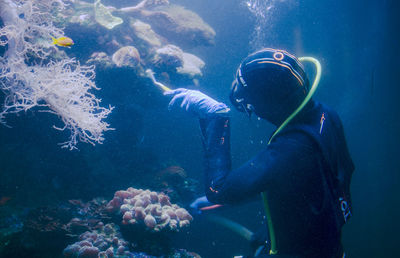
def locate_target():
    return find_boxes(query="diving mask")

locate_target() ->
[229,65,254,117]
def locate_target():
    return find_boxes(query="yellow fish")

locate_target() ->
[51,36,74,47]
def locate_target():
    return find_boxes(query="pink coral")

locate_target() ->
[106,198,123,213]
[115,190,134,199]
[106,187,192,232]
[63,223,132,257]
[165,209,177,219]
[159,194,172,206]
[78,246,99,258]
[122,211,133,221]
[175,208,193,221]
[144,215,157,229]
[179,220,190,227]
[134,207,146,220]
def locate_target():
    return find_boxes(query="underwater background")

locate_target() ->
[0,0,399,257]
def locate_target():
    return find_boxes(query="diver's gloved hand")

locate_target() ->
[164,88,229,118]
[189,195,212,215]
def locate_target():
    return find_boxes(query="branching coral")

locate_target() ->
[0,0,113,149]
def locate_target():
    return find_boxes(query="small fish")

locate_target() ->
[51,36,74,47]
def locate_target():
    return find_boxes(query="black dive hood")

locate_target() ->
[230,48,310,125]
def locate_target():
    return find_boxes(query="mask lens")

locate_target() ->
[230,78,252,116]
[230,79,243,111]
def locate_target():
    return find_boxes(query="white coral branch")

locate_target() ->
[0,0,113,149]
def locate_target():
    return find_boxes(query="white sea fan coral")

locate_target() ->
[0,0,113,149]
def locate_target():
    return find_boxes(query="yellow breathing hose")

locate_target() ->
[263,56,322,255]
[146,69,171,92]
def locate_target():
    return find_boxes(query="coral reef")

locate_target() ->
[129,19,164,48]
[13,205,76,256]
[177,53,205,78]
[0,0,113,149]
[23,198,110,238]
[60,193,196,257]
[0,0,216,148]
[0,0,213,255]
[119,0,170,14]
[117,1,215,47]
[64,223,201,258]
[94,0,123,30]
[64,198,111,235]
[24,206,70,234]
[0,198,112,256]
[0,193,199,257]
[152,45,184,71]
[61,0,97,28]
[112,46,141,68]
[106,187,193,232]
[138,4,216,47]
[59,0,213,83]
[152,45,205,78]
[87,52,113,68]
[63,223,133,257]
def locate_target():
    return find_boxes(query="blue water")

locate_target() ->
[0,0,399,257]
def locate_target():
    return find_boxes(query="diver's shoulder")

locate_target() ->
[272,127,319,152]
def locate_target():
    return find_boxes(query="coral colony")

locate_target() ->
[106,187,193,232]
[63,223,133,257]
[62,188,194,257]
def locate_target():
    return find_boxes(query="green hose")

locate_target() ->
[206,214,254,241]
[263,56,322,255]
[268,57,322,145]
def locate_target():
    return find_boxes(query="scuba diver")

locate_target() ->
[164,48,354,258]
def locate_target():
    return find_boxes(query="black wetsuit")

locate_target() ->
[200,100,354,258]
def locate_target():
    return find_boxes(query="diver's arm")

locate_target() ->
[163,88,317,204]
[201,119,319,204]
[199,114,232,202]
